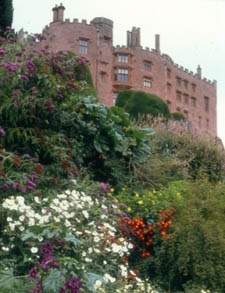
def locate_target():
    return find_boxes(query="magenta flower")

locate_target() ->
[65,277,82,292]
[2,183,8,191]
[0,127,6,135]
[41,242,53,256]
[29,267,37,280]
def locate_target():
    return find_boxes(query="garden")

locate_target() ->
[0,27,225,293]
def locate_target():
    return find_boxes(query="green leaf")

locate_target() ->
[85,272,105,291]
[43,269,65,293]
[0,269,19,289]
[64,233,81,246]
[21,232,37,241]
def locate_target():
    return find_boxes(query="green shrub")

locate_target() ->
[171,112,185,121]
[115,90,133,108]
[145,180,225,292]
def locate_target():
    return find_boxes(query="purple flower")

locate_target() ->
[41,255,59,270]
[24,154,31,159]
[2,183,8,191]
[5,26,11,30]
[41,242,53,256]
[46,207,51,213]
[99,182,110,193]
[29,267,37,280]
[65,277,82,292]
[0,127,6,135]
[31,87,38,94]
[121,203,127,209]
[31,172,39,180]
[26,178,36,188]
[21,74,29,80]
[25,60,35,72]
[5,62,20,72]
[0,48,6,55]
[12,182,18,190]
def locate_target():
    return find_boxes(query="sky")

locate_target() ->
[13,0,225,145]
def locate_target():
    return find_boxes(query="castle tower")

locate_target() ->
[197,65,202,79]
[91,17,113,45]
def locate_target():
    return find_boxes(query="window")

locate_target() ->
[116,68,128,82]
[176,77,181,87]
[113,92,118,105]
[100,72,106,81]
[144,61,152,71]
[183,94,189,104]
[198,116,202,127]
[167,68,171,79]
[206,118,209,128]
[104,36,110,45]
[192,83,196,92]
[80,39,88,54]
[183,110,188,120]
[143,77,151,87]
[204,96,209,112]
[118,54,128,63]
[184,80,188,89]
[176,91,182,101]
[167,83,172,93]
[176,107,181,112]
[191,97,196,107]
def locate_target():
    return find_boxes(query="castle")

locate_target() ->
[40,3,217,137]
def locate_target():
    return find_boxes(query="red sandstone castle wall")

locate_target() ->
[40,4,217,137]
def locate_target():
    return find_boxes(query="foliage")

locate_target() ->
[171,112,185,121]
[115,90,133,108]
[0,0,13,33]
[116,90,170,119]
[142,180,225,292]
[0,180,149,292]
[0,30,153,197]
[133,116,225,188]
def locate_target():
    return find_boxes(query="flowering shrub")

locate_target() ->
[0,182,154,292]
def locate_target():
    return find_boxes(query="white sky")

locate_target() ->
[13,0,225,145]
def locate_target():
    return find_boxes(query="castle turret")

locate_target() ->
[197,65,202,79]
[91,17,113,45]
[58,3,65,22]
[127,27,141,48]
[52,3,65,22]
[52,5,58,22]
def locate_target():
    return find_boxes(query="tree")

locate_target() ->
[0,0,13,32]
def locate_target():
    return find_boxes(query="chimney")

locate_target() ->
[197,65,202,79]
[155,34,160,53]
[127,31,132,47]
[57,3,65,22]
[52,5,58,22]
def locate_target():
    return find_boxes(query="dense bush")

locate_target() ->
[132,117,225,188]
[116,90,170,119]
[145,180,225,292]
[171,112,185,121]
[0,0,13,33]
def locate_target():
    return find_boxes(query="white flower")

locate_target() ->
[94,236,100,243]
[19,226,25,231]
[30,247,38,253]
[19,215,25,222]
[9,223,15,231]
[88,248,93,253]
[85,257,92,262]
[2,246,9,252]
[82,211,89,219]
[94,280,102,290]
[7,217,12,222]
[104,273,116,283]
[34,196,40,203]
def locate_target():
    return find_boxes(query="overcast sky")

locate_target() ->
[13,0,225,145]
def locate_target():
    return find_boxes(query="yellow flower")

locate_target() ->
[110,188,114,192]
[152,200,155,205]
[122,187,126,191]
[127,207,132,212]
[138,200,143,205]
[135,193,139,198]
[114,199,118,203]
